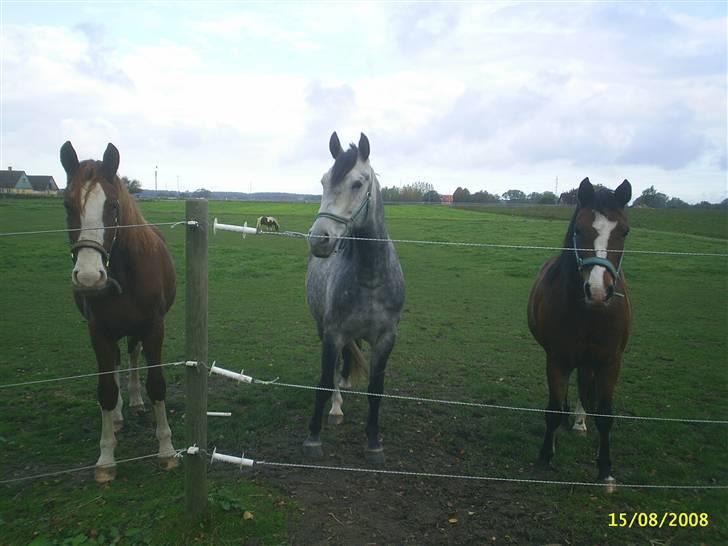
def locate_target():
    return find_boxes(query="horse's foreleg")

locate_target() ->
[304,340,338,458]
[143,322,178,471]
[91,332,120,483]
[594,363,620,492]
[127,337,145,414]
[539,357,568,466]
[364,332,395,465]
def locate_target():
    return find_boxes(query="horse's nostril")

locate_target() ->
[583,282,592,300]
[606,284,615,301]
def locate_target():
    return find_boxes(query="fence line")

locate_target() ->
[0,221,195,238]
[0,450,184,485]
[261,230,728,258]
[251,459,728,491]
[1,221,725,258]
[204,363,728,425]
[0,361,191,389]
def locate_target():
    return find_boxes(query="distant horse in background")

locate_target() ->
[256,215,280,233]
[304,132,405,464]
[60,141,178,483]
[528,177,632,490]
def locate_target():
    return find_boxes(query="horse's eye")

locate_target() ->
[352,181,363,190]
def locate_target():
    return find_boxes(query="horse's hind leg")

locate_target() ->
[328,357,344,425]
[143,322,178,471]
[304,339,338,458]
[364,332,395,466]
[539,356,568,467]
[127,337,145,414]
[111,344,124,432]
[573,368,593,435]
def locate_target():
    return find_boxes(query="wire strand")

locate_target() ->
[0,450,184,485]
[261,230,728,258]
[0,361,188,389]
[0,221,189,238]
[254,460,727,490]
[253,379,728,425]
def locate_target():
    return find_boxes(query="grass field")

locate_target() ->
[0,197,726,545]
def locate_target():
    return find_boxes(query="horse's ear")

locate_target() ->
[615,179,632,208]
[60,141,79,178]
[358,133,370,162]
[102,143,120,182]
[329,132,343,159]
[577,177,594,207]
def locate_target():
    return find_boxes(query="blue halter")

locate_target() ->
[572,230,623,280]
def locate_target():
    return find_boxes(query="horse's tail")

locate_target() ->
[343,340,369,386]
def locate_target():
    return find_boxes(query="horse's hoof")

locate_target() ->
[365,447,385,466]
[303,439,323,459]
[328,414,344,426]
[159,455,179,471]
[602,476,617,494]
[95,465,116,484]
[113,420,124,433]
[129,404,146,416]
[535,456,553,470]
[572,423,587,436]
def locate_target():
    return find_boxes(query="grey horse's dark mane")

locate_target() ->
[331,145,358,186]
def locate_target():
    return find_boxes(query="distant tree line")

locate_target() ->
[381,181,440,203]
[120,176,142,194]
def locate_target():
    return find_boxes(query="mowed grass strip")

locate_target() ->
[0,197,726,544]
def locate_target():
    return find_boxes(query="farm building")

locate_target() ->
[0,168,58,194]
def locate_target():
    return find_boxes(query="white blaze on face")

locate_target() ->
[587,212,617,298]
[72,181,107,288]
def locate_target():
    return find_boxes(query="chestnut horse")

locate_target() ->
[528,177,632,489]
[60,141,178,483]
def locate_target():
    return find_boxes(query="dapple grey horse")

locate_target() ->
[304,132,405,464]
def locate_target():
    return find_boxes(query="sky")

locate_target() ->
[1,1,726,203]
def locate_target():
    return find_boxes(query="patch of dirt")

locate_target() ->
[216,408,579,546]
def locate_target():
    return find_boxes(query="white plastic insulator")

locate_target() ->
[213,218,257,239]
[207,411,232,417]
[186,446,200,455]
[209,361,253,384]
[210,447,254,468]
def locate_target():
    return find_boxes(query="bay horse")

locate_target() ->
[304,132,405,464]
[60,141,178,483]
[528,177,631,490]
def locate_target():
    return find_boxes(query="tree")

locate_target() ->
[666,197,689,208]
[192,188,212,199]
[120,175,142,194]
[633,185,668,208]
[502,189,526,202]
[471,190,499,203]
[381,186,401,202]
[559,188,578,205]
[423,190,441,203]
[537,191,557,204]
[453,187,471,203]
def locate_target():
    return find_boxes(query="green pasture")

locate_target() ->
[0,197,726,544]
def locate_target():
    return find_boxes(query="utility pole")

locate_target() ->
[155,165,158,192]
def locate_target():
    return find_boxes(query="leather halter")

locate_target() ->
[314,172,373,237]
[70,215,118,269]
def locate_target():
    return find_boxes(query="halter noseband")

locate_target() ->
[70,216,119,269]
[314,176,372,237]
[572,230,623,280]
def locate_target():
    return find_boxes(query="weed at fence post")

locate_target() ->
[185,199,208,518]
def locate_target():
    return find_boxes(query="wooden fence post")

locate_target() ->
[185,199,208,517]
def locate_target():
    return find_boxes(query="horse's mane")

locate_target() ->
[331,145,358,186]
[116,177,160,254]
[67,161,160,254]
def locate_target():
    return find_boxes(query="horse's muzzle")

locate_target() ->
[308,230,336,258]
